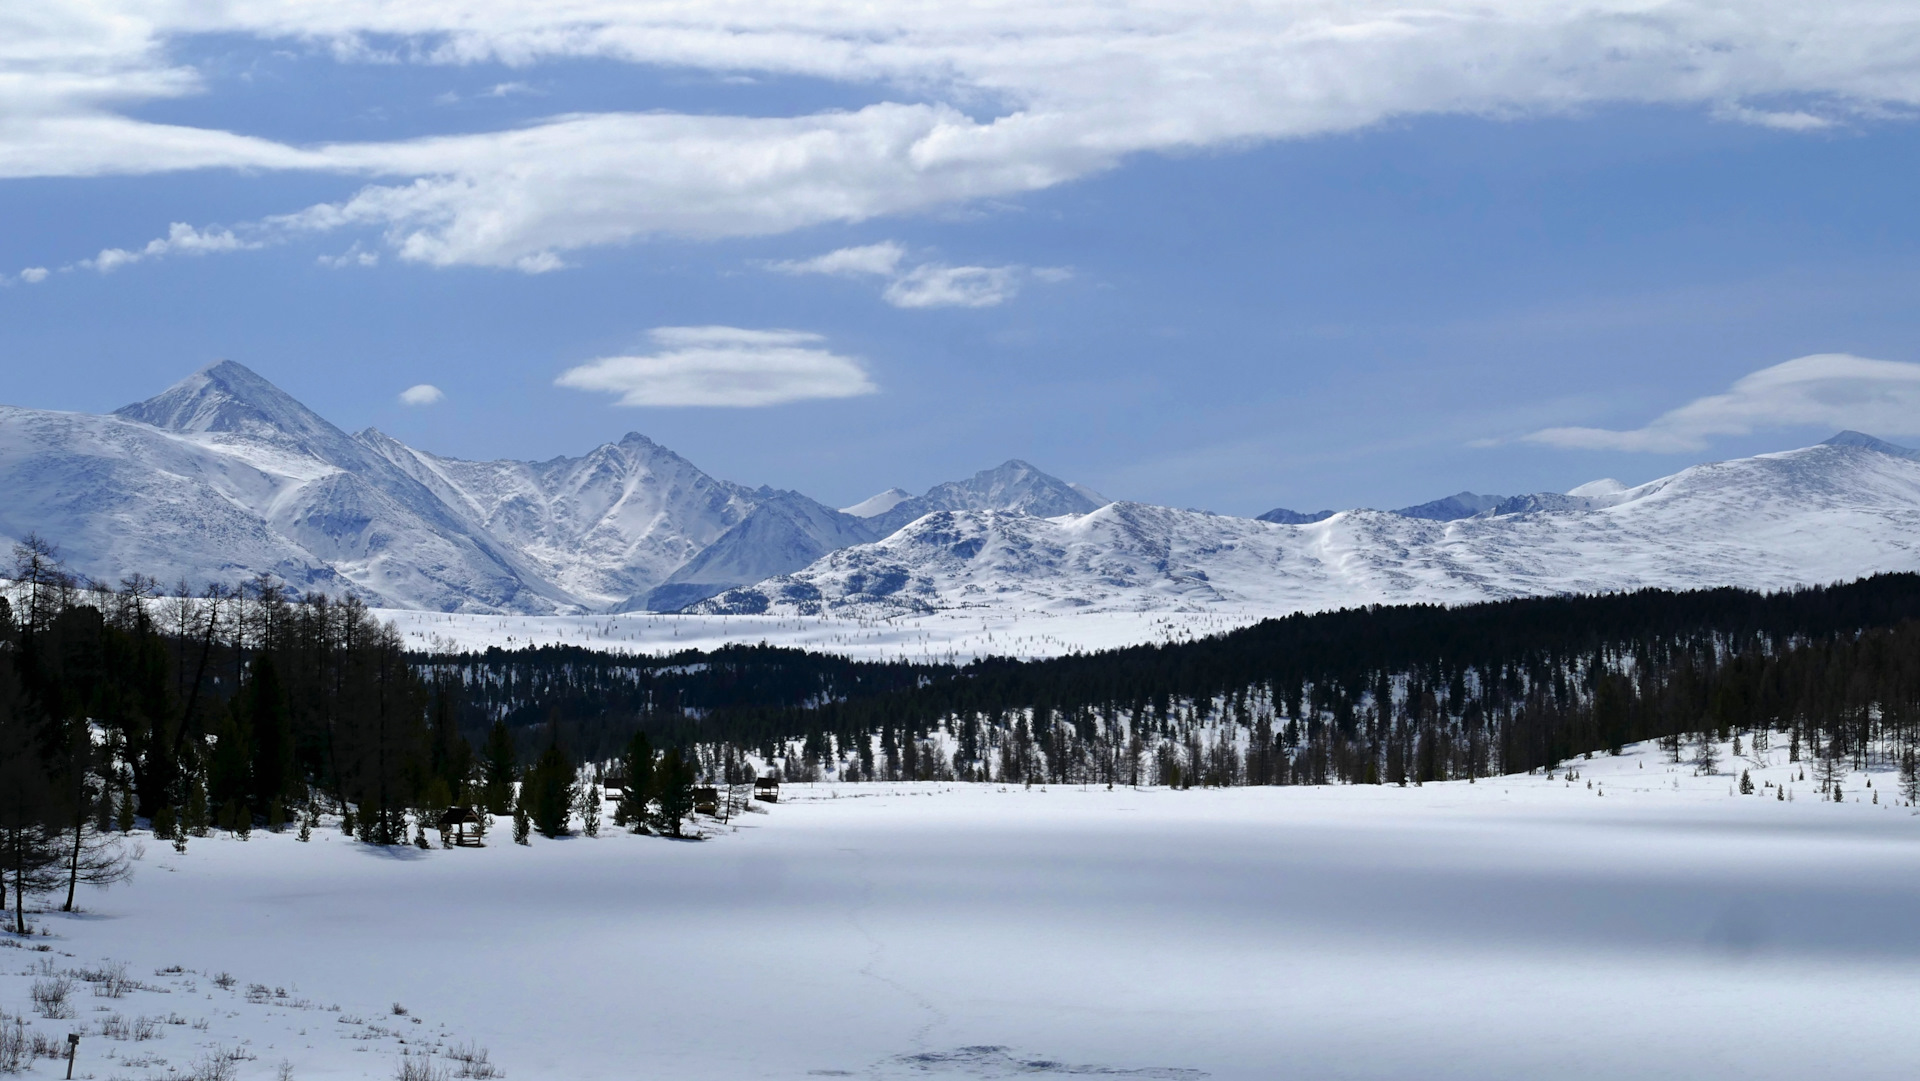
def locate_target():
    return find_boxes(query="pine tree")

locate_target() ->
[578,784,601,837]
[0,717,62,934]
[480,722,517,816]
[614,732,655,831]
[1694,732,1719,776]
[512,803,530,845]
[521,743,576,839]
[184,776,209,837]
[649,747,697,838]
[1739,769,1754,795]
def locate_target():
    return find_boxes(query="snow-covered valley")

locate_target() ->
[5,738,1919,1081]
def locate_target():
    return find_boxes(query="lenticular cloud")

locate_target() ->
[1525,354,1920,452]
[555,327,879,408]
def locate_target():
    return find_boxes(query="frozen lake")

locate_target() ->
[9,743,1920,1080]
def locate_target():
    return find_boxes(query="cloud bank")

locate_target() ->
[1524,354,1920,452]
[555,326,878,407]
[19,2,1920,271]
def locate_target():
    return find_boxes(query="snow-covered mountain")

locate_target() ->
[358,428,757,609]
[14,362,1920,628]
[1,361,560,611]
[0,362,765,611]
[693,437,1920,620]
[864,459,1109,535]
[0,362,1116,615]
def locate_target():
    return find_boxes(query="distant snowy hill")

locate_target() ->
[694,439,1920,620]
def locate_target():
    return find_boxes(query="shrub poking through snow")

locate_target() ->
[29,976,72,1018]
[0,1011,25,1073]
[396,1050,449,1081]
[446,1042,500,1079]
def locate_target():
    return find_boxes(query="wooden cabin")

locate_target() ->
[753,778,780,804]
[436,806,484,847]
[693,786,719,815]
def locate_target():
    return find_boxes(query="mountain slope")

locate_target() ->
[357,428,757,609]
[636,490,880,612]
[2,362,564,611]
[695,441,1920,620]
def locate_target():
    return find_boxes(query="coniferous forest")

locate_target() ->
[8,530,1920,921]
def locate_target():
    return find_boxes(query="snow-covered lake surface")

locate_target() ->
[378,606,1263,661]
[8,740,1920,1081]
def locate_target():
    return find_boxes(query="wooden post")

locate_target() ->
[65,1033,79,1079]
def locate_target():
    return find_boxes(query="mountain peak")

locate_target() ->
[115,360,338,444]
[1822,431,1920,459]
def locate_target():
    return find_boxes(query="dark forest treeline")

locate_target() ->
[420,573,1920,792]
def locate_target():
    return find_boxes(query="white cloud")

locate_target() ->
[19,2,1920,270]
[555,326,878,407]
[318,244,378,268]
[767,241,1057,308]
[79,222,257,272]
[399,383,444,405]
[16,267,48,283]
[882,263,1021,308]
[1523,354,1920,452]
[764,242,906,278]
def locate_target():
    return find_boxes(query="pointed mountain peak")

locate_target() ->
[1822,431,1920,459]
[115,360,338,443]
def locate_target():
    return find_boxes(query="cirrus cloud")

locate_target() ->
[1523,354,1920,452]
[18,2,1920,272]
[555,326,878,408]
[766,240,1065,308]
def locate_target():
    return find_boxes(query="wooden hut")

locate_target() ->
[693,786,719,815]
[436,806,484,847]
[753,778,780,804]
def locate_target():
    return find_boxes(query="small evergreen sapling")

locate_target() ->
[1739,769,1754,795]
[578,784,601,837]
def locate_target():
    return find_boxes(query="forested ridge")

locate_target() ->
[7,530,1920,928]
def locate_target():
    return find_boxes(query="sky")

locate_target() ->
[7,2,1920,516]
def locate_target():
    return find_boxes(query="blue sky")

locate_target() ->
[7,6,1920,515]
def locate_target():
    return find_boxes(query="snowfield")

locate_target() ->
[6,739,1920,1081]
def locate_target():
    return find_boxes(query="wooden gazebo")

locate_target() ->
[436,806,484,847]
